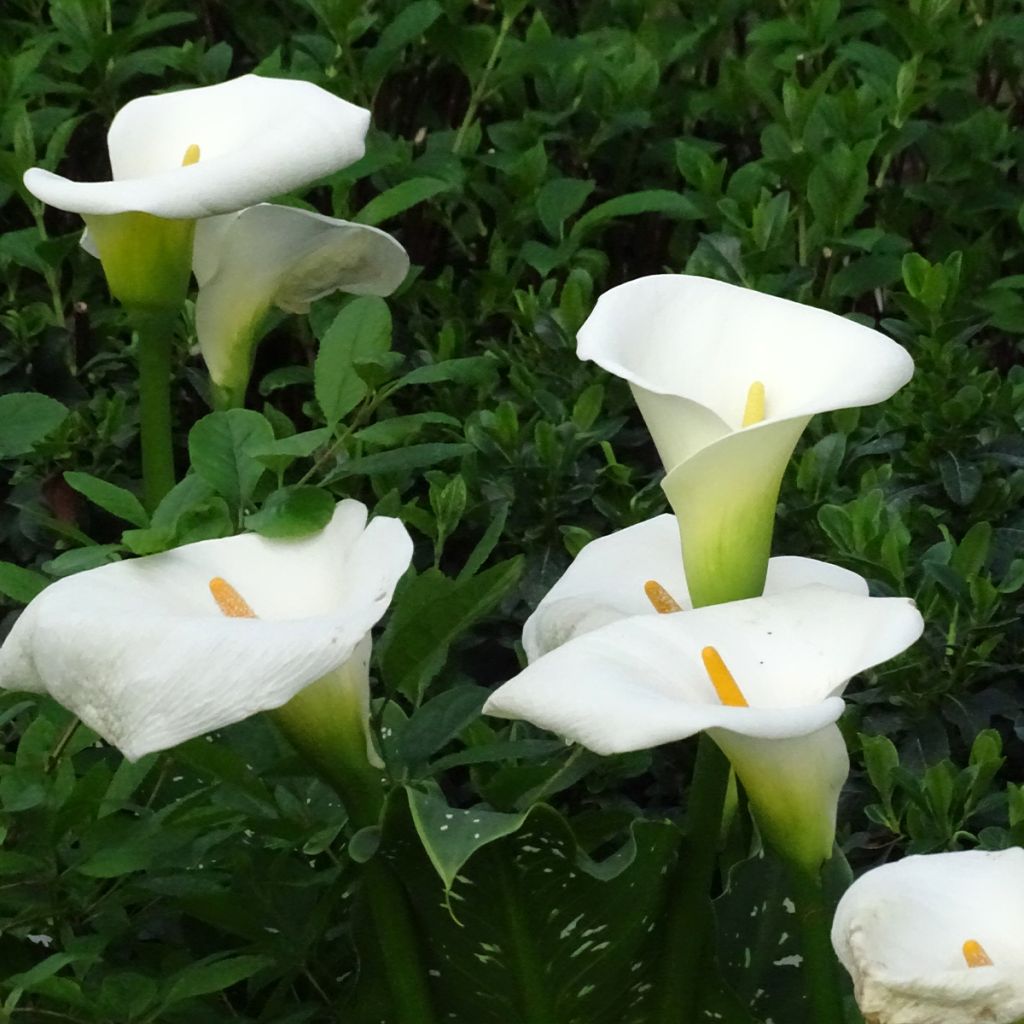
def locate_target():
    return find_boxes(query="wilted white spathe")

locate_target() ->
[191,204,410,407]
[832,848,1024,1024]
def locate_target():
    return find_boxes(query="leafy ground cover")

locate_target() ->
[1,1,1023,1021]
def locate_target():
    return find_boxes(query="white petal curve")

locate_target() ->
[488,586,921,755]
[522,514,868,660]
[832,850,1024,1024]
[0,500,412,760]
[23,76,370,218]
[578,274,914,449]
[193,204,408,389]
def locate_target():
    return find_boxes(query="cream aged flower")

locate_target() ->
[23,75,370,309]
[577,275,914,606]
[0,501,410,763]
[523,513,868,660]
[189,205,409,408]
[486,583,923,869]
[832,849,1024,1024]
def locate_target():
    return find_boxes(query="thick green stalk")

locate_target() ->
[133,309,178,511]
[659,557,766,1021]
[787,862,846,1024]
[654,737,731,1023]
[273,690,438,1024]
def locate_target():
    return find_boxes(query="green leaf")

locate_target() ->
[0,561,48,603]
[939,452,981,506]
[570,189,699,237]
[379,557,523,700]
[354,177,451,226]
[324,442,472,482]
[371,794,683,1024]
[315,296,393,424]
[63,471,149,528]
[537,178,595,237]
[188,410,274,512]
[399,685,490,765]
[162,955,272,1006]
[0,393,68,458]
[244,486,335,538]
[388,356,496,392]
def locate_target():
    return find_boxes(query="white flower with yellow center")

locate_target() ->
[485,582,923,870]
[577,275,914,606]
[523,513,869,660]
[0,501,410,768]
[832,849,1024,1024]
[23,75,370,309]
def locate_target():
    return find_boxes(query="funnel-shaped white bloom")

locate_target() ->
[24,75,370,310]
[523,513,868,660]
[486,586,923,869]
[24,75,369,219]
[0,501,410,762]
[189,204,409,407]
[577,276,914,606]
[832,849,1024,1024]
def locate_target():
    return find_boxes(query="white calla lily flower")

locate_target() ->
[24,75,370,309]
[523,513,868,661]
[190,204,409,407]
[832,849,1024,1024]
[0,501,410,768]
[577,275,914,606]
[486,585,923,869]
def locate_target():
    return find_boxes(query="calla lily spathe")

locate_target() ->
[23,75,370,309]
[486,584,923,869]
[577,275,915,606]
[832,849,1024,1024]
[0,500,411,763]
[24,75,368,219]
[190,204,410,407]
[523,513,868,661]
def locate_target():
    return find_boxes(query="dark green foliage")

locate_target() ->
[2,0,1024,1020]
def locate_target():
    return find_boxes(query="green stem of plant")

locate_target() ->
[787,862,846,1024]
[274,710,438,1024]
[654,737,731,1023]
[452,12,513,153]
[132,308,178,511]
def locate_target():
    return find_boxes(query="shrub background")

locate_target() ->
[1,0,1023,1020]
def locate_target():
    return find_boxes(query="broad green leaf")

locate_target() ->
[162,955,272,1006]
[939,452,981,506]
[0,393,68,458]
[0,561,48,603]
[315,296,392,424]
[399,685,490,765]
[368,794,683,1024]
[244,486,335,539]
[378,557,522,700]
[64,471,148,528]
[323,442,471,482]
[188,410,274,512]
[537,178,595,238]
[354,177,450,226]
[570,190,700,237]
[388,356,496,392]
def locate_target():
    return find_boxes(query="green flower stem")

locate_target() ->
[655,737,731,1023]
[132,308,179,511]
[659,549,769,1021]
[787,861,846,1024]
[272,690,438,1024]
